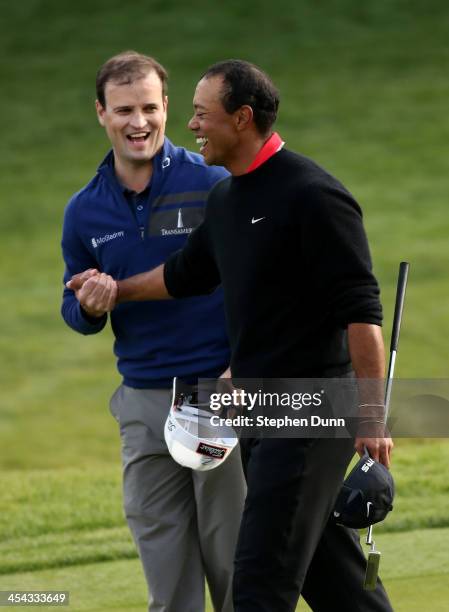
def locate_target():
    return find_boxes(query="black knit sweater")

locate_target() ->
[164,149,382,378]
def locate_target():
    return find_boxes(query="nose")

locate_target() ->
[188,115,199,131]
[130,110,147,129]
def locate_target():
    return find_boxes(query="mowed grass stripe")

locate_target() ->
[0,527,136,575]
[1,446,449,575]
[1,441,447,547]
[0,468,124,541]
[0,530,448,611]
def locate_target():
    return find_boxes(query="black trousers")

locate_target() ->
[233,437,393,612]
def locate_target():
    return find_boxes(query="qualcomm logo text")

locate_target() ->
[91,231,125,249]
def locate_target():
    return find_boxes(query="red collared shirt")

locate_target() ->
[245,132,285,174]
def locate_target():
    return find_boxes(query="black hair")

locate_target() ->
[201,60,279,135]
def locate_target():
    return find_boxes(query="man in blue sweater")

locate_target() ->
[61,51,245,612]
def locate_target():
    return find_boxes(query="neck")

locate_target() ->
[114,156,153,193]
[228,132,270,176]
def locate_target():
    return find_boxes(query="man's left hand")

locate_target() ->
[355,426,394,469]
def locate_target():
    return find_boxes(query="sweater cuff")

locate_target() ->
[79,303,107,328]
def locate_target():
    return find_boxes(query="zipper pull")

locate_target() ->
[140,226,145,239]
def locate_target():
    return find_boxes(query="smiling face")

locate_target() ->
[188,75,241,170]
[96,70,167,168]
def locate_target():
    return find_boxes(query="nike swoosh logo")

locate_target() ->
[251,217,266,224]
[367,502,373,517]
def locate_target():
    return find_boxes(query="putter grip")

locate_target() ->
[390,261,409,353]
[364,551,381,590]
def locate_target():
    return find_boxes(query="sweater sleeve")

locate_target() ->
[60,198,107,335]
[299,181,382,327]
[164,220,221,297]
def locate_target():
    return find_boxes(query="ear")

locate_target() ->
[95,100,106,127]
[235,105,253,131]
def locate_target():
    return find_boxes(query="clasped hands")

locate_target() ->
[66,269,117,318]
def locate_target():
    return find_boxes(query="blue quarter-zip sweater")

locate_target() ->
[61,138,230,388]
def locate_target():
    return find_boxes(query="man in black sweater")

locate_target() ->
[69,60,393,611]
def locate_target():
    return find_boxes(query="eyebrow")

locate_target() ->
[113,103,159,111]
[193,103,207,110]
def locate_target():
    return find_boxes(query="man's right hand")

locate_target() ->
[66,268,98,292]
[66,269,118,317]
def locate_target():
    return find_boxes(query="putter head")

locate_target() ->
[364,550,381,590]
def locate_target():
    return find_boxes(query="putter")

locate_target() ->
[363,261,409,590]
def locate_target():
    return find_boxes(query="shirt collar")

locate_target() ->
[97,137,175,190]
[120,178,151,196]
[244,132,285,174]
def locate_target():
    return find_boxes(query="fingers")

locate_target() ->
[78,273,117,316]
[66,268,99,291]
[354,439,366,459]
[104,276,118,311]
[379,438,394,469]
[65,269,117,316]
[354,436,394,469]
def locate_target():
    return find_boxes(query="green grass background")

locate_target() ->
[0,0,448,610]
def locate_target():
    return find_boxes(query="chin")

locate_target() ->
[128,152,153,163]
[203,152,219,166]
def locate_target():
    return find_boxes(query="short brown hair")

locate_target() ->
[96,50,168,107]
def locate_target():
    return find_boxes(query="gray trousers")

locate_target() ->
[110,385,246,612]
